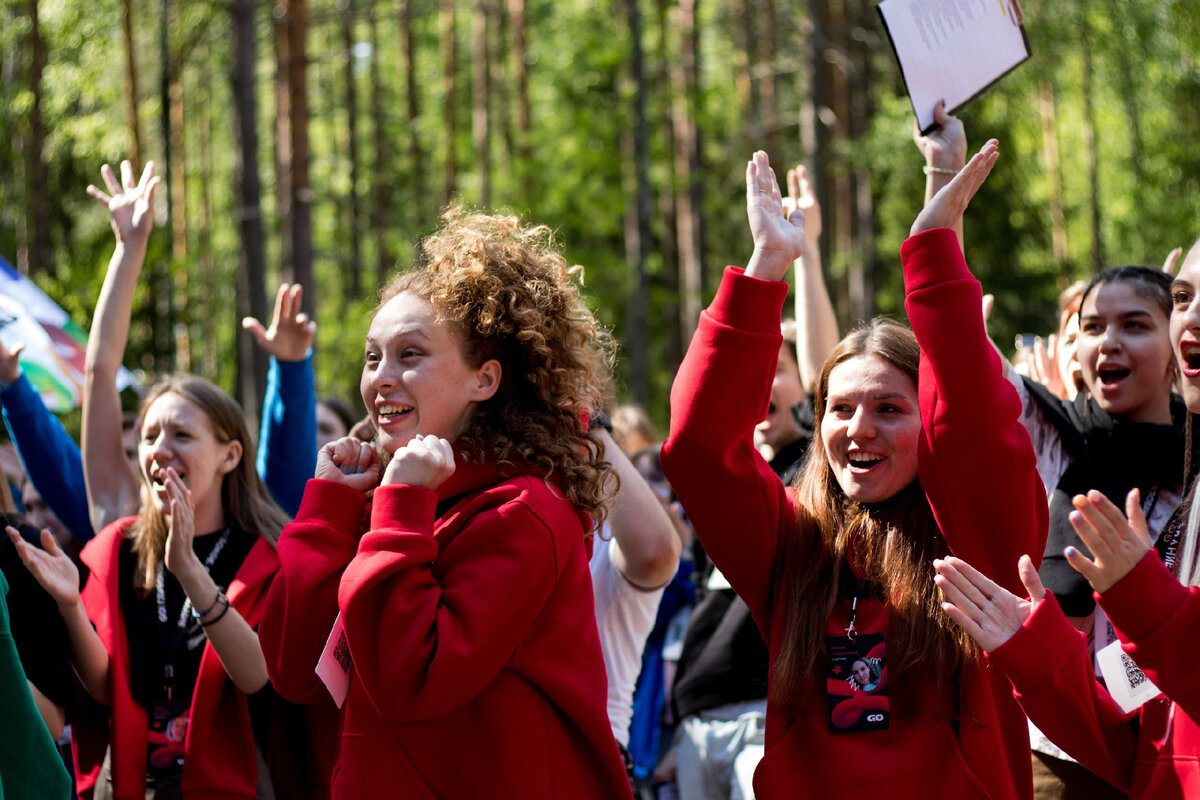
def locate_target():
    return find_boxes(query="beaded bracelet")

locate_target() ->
[198,593,231,627]
[923,165,960,176]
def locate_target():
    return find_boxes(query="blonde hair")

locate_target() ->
[378,208,618,525]
[128,374,289,594]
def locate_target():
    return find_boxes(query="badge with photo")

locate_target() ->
[825,632,888,733]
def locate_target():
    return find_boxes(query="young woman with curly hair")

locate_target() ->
[662,143,1047,798]
[259,209,633,799]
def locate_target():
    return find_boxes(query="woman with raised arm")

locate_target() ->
[661,143,1046,798]
[7,162,332,799]
[259,209,633,799]
[936,237,1200,799]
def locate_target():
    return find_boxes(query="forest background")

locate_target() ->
[2,0,1199,432]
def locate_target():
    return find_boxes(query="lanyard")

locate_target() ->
[156,528,232,629]
[845,596,858,641]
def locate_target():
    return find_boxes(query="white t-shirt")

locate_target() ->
[591,528,664,747]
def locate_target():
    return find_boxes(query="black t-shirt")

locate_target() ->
[0,522,81,718]
[119,525,258,781]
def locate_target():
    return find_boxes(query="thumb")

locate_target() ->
[1017,554,1045,601]
[242,317,268,342]
[9,343,25,360]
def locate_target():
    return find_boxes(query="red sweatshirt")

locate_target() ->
[259,464,633,799]
[73,519,339,800]
[661,228,1047,799]
[990,549,1200,797]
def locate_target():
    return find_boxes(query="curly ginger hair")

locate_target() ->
[378,208,619,525]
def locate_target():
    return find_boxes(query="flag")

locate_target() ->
[0,254,136,412]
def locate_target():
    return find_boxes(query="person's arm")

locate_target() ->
[904,140,1049,596]
[596,428,680,589]
[6,528,111,704]
[244,283,318,517]
[913,101,969,253]
[785,165,838,393]
[0,347,95,543]
[661,152,806,627]
[936,555,1136,791]
[27,680,65,741]
[258,437,378,703]
[82,161,158,534]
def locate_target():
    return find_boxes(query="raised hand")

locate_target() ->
[1065,489,1152,594]
[0,339,24,386]
[910,139,999,238]
[6,525,81,609]
[241,283,317,363]
[913,100,968,171]
[744,151,805,282]
[934,554,1044,652]
[382,434,455,490]
[784,165,822,254]
[86,161,159,246]
[316,436,382,493]
[1162,246,1184,276]
[162,467,198,577]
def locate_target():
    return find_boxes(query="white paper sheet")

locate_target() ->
[878,0,1030,132]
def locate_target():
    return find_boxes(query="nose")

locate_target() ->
[845,406,875,439]
[368,355,399,393]
[1184,297,1200,332]
[145,432,173,463]
[1098,325,1122,354]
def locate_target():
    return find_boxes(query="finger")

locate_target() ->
[1017,554,1045,601]
[767,166,782,206]
[1124,487,1152,545]
[939,599,988,644]
[933,570,986,622]
[137,161,155,191]
[286,284,303,321]
[39,529,62,557]
[745,160,758,205]
[272,283,289,325]
[981,294,994,323]
[120,160,135,190]
[8,343,24,360]
[86,185,112,205]
[1067,496,1112,561]
[1064,544,1103,585]
[932,99,948,124]
[798,166,815,204]
[1163,247,1184,275]
[101,164,122,196]
[787,167,800,201]
[241,317,267,343]
[1088,488,1136,534]
[933,557,994,613]
[144,175,160,208]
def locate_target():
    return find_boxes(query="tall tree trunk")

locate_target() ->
[276,0,314,304]
[492,1,513,187]
[759,0,781,157]
[1080,5,1103,272]
[1105,0,1144,205]
[342,0,362,297]
[154,0,175,369]
[508,0,531,199]
[441,0,458,205]
[370,5,392,287]
[196,42,217,379]
[22,0,51,276]
[654,0,681,370]
[231,0,270,419]
[397,0,424,221]
[624,0,651,406]
[121,0,143,165]
[848,0,874,319]
[672,0,703,350]
[1039,80,1069,266]
[472,0,491,206]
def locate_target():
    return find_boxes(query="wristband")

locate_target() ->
[191,588,225,619]
[198,594,231,626]
[922,165,960,176]
[589,411,614,435]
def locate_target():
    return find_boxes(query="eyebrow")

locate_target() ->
[1080,308,1156,321]
[365,328,431,346]
[1172,280,1193,294]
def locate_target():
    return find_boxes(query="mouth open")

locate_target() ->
[848,453,885,472]
[1182,344,1200,374]
[1097,364,1131,386]
[377,404,414,424]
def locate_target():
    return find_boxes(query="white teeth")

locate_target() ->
[848,454,884,467]
[378,404,413,417]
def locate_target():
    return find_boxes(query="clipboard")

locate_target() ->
[877,0,1031,134]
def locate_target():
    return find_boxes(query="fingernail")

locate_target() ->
[1065,546,1077,557]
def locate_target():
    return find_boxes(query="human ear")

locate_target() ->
[471,359,502,402]
[220,440,244,474]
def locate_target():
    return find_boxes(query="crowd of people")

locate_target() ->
[1,102,1199,800]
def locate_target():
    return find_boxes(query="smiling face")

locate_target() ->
[1077,280,1174,424]
[821,354,921,505]
[1171,249,1200,412]
[139,391,241,522]
[852,659,872,686]
[361,291,501,454]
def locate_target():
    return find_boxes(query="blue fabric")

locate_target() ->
[257,355,317,517]
[628,560,696,779]
[1,373,94,543]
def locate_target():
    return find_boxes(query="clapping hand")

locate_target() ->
[6,525,81,610]
[1065,489,1152,594]
[934,554,1044,652]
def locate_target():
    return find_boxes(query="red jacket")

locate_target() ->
[661,228,1047,799]
[259,464,633,799]
[74,519,339,800]
[990,549,1200,797]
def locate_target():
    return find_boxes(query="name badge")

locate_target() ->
[316,613,353,708]
[826,632,889,733]
[1096,639,1160,714]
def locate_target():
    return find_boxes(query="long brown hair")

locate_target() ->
[769,319,977,711]
[129,374,290,594]
[378,208,618,525]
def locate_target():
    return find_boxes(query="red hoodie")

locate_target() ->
[74,519,337,800]
[661,228,1048,799]
[259,461,633,799]
[989,549,1200,797]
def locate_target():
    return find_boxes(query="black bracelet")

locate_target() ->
[191,588,224,619]
[589,411,613,435]
[198,594,231,627]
